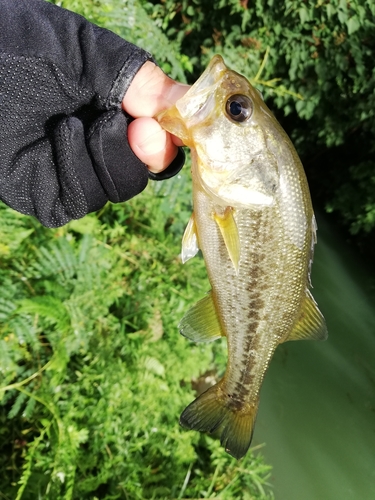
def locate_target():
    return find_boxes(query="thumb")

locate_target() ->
[122,61,189,118]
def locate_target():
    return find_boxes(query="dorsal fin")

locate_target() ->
[178,291,225,343]
[283,290,328,342]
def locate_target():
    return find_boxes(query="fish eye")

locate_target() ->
[225,94,253,123]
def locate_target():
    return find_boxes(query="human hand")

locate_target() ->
[122,61,190,174]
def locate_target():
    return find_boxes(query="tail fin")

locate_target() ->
[180,383,258,459]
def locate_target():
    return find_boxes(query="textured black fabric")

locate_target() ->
[88,110,150,203]
[0,0,170,227]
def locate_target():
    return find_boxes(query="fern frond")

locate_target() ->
[77,234,94,266]
[0,201,35,259]
[17,296,71,334]
[34,238,77,283]
[7,391,28,419]
[0,297,17,321]
[15,426,49,500]
[10,315,39,351]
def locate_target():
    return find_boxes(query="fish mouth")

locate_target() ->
[173,55,250,123]
[156,55,255,144]
[156,56,227,133]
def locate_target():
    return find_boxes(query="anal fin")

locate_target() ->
[283,289,328,342]
[178,291,224,343]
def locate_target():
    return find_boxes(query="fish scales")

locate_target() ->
[195,189,305,403]
[156,55,327,459]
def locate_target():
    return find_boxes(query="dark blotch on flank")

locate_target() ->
[249,298,264,310]
[250,265,261,280]
[248,310,260,320]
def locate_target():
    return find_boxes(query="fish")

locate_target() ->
[156,55,327,460]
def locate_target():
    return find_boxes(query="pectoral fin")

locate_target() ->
[181,213,199,263]
[283,290,328,342]
[178,291,224,343]
[213,207,240,273]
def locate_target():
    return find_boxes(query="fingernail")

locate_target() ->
[137,129,166,155]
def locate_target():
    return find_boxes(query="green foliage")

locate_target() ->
[51,0,375,241]
[0,163,273,498]
[5,0,375,495]
[328,161,375,234]
[50,0,188,80]
[3,7,275,495]
[142,0,375,244]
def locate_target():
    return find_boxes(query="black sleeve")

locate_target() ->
[0,0,184,227]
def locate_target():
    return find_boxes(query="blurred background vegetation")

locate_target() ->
[1,0,375,498]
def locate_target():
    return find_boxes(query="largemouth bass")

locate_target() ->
[157,55,327,460]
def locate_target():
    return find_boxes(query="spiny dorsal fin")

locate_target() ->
[178,291,224,343]
[181,213,199,264]
[213,207,240,273]
[283,289,328,342]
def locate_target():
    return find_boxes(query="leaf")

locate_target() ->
[144,356,165,377]
[68,216,100,235]
[326,4,335,19]
[337,8,348,24]
[346,16,360,35]
[8,391,27,419]
[299,7,310,24]
[17,296,71,333]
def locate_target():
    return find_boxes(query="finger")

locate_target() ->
[122,61,190,118]
[127,117,179,173]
